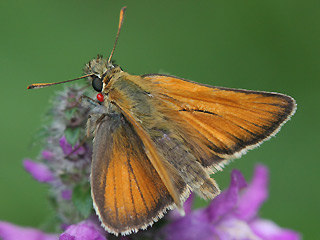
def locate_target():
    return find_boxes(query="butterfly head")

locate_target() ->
[84,55,123,102]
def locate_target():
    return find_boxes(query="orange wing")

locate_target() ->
[142,74,296,166]
[107,75,222,201]
[91,111,187,235]
[100,72,295,234]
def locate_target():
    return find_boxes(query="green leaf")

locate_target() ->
[64,127,80,146]
[72,183,93,218]
[59,173,73,184]
[64,108,77,120]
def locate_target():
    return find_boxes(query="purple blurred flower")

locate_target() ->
[59,219,107,240]
[59,136,85,156]
[23,159,55,183]
[0,221,57,240]
[161,165,301,240]
[61,189,72,200]
[251,219,300,240]
[42,150,54,161]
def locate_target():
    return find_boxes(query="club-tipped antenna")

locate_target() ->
[107,6,127,64]
[27,73,94,89]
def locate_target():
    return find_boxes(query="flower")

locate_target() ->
[25,87,93,226]
[59,136,86,156]
[23,159,55,183]
[160,165,301,240]
[0,221,58,240]
[59,219,107,240]
[61,189,73,200]
[42,150,54,161]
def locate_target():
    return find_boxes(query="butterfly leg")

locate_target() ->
[79,95,102,107]
[65,135,88,158]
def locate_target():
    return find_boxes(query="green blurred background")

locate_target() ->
[0,0,319,238]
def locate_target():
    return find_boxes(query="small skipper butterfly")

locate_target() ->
[28,7,296,236]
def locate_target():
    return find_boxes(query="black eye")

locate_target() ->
[92,77,103,92]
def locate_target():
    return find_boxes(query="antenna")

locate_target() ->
[27,74,94,89]
[107,6,127,64]
[27,7,127,90]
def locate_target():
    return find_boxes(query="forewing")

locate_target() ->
[106,72,295,206]
[143,74,296,163]
[91,113,182,235]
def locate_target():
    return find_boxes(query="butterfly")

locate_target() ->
[28,7,296,236]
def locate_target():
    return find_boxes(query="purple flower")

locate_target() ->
[59,136,85,156]
[42,150,54,161]
[161,165,301,240]
[251,219,301,240]
[61,189,72,200]
[0,221,57,240]
[59,219,107,240]
[23,159,55,183]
